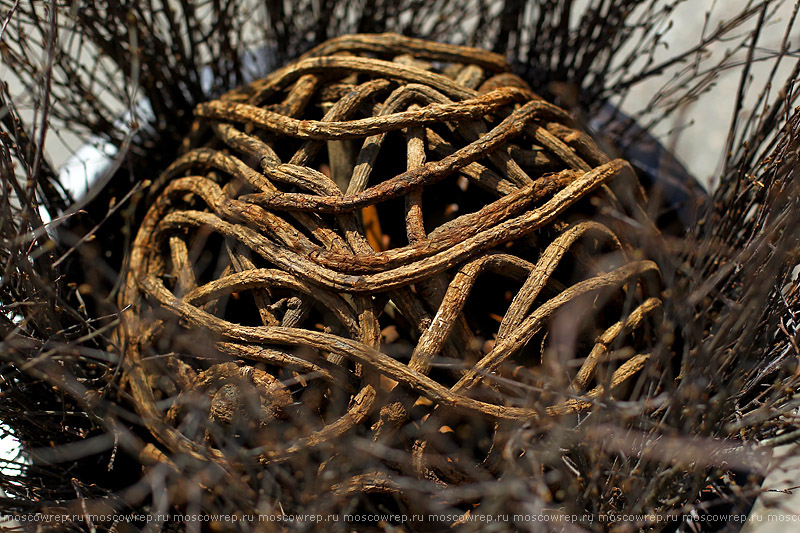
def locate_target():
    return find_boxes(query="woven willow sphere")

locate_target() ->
[119,34,664,482]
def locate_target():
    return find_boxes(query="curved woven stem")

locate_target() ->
[117,33,667,503]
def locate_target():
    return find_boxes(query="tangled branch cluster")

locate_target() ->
[118,35,669,514]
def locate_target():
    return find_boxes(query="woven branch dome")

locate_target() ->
[119,34,666,497]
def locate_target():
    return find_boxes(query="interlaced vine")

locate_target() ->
[118,34,666,499]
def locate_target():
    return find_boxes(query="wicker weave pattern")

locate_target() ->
[119,34,663,486]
